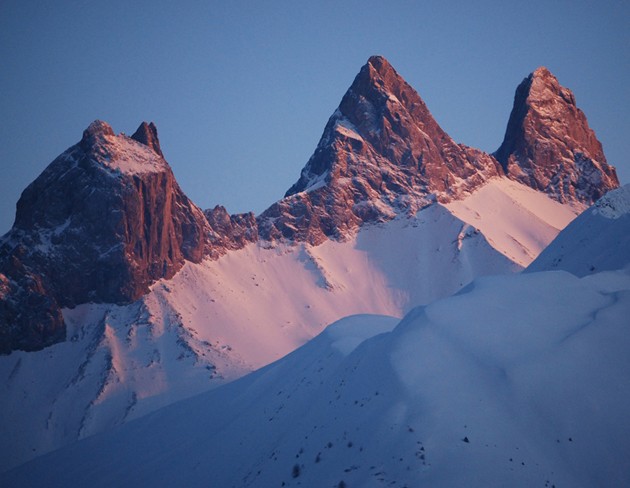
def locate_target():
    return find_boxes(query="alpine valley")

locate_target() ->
[0,57,627,486]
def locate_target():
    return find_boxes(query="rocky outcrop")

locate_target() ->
[0,121,209,353]
[131,121,164,158]
[204,206,258,256]
[258,56,503,243]
[494,67,619,205]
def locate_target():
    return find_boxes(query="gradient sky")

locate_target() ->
[1,0,628,234]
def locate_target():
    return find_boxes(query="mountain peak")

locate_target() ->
[263,57,502,243]
[77,120,170,175]
[346,55,412,103]
[83,119,114,136]
[367,54,388,66]
[80,119,115,148]
[494,67,618,205]
[131,121,164,157]
[526,66,576,107]
[365,55,395,76]
[0,120,209,353]
[531,65,553,78]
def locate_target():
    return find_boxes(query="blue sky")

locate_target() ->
[1,0,628,233]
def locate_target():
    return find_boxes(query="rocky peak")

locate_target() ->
[82,119,115,139]
[79,119,115,151]
[263,56,502,243]
[527,67,575,105]
[494,67,619,205]
[338,55,452,149]
[131,121,164,157]
[0,121,210,353]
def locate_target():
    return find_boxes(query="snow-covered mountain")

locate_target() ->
[0,56,620,473]
[0,177,578,472]
[3,188,629,487]
[0,57,616,355]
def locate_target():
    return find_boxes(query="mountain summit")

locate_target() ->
[286,55,501,198]
[494,67,618,204]
[259,56,502,243]
[0,121,208,353]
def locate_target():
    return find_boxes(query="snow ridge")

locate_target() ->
[592,184,630,219]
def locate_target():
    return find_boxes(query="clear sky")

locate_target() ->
[1,0,628,234]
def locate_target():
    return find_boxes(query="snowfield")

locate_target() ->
[528,184,630,276]
[2,266,628,487]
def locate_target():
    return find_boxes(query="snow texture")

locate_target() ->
[92,129,168,175]
[592,183,630,219]
[528,184,630,276]
[3,267,629,487]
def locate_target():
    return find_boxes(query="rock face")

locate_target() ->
[258,56,503,244]
[0,121,209,353]
[494,67,619,205]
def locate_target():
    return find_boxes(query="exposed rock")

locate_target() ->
[259,55,502,243]
[131,121,164,157]
[204,206,258,256]
[494,67,619,205]
[0,121,209,353]
[0,266,65,354]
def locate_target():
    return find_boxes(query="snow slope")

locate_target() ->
[0,177,578,472]
[528,184,630,275]
[4,266,628,487]
[444,177,581,266]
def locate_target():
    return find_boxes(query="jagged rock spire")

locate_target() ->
[131,121,164,157]
[263,55,501,243]
[286,55,490,197]
[494,67,619,205]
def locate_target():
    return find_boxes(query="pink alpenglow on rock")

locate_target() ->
[494,67,619,205]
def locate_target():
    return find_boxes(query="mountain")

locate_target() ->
[494,67,619,204]
[527,184,630,275]
[0,57,620,472]
[4,225,628,487]
[0,121,209,353]
[258,56,503,244]
[1,177,579,472]
[0,58,618,355]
